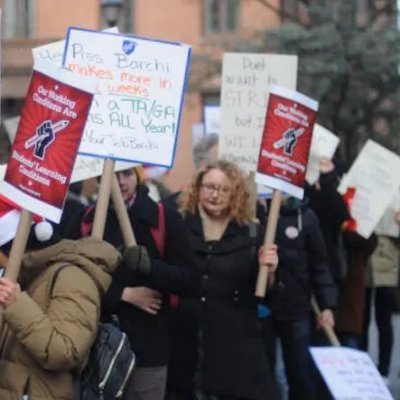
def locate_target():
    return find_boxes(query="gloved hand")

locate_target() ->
[123,245,151,274]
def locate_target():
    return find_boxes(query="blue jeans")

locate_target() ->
[270,318,316,400]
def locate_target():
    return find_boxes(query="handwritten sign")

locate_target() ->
[255,85,318,199]
[0,62,95,222]
[63,28,191,167]
[306,124,340,185]
[310,346,393,400]
[219,53,297,174]
[32,27,119,66]
[338,140,400,239]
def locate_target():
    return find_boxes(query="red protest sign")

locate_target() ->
[0,62,94,222]
[255,85,318,199]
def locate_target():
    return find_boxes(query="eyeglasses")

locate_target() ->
[201,183,232,196]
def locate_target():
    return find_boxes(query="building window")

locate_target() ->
[101,0,134,33]
[2,0,35,38]
[203,0,240,34]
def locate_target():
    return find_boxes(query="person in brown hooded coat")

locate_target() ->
[0,235,119,399]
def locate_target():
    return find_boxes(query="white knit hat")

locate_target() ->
[0,197,53,247]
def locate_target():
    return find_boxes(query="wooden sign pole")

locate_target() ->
[0,209,32,313]
[91,159,114,239]
[3,209,32,282]
[111,174,136,247]
[255,189,282,298]
[311,296,341,347]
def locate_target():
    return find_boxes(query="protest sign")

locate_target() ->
[62,27,191,167]
[255,85,318,199]
[254,86,317,297]
[306,124,340,185]
[5,116,134,184]
[0,61,95,223]
[204,105,220,135]
[310,346,393,400]
[32,27,119,66]
[374,191,400,238]
[219,53,297,174]
[32,27,137,182]
[338,140,400,239]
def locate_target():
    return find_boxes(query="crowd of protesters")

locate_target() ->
[0,127,399,400]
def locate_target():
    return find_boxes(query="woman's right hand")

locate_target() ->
[121,287,162,315]
[0,277,20,307]
[258,244,279,273]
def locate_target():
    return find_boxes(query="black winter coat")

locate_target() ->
[178,213,275,400]
[89,185,199,367]
[268,202,337,320]
[306,171,350,280]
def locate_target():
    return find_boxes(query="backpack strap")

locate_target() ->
[150,202,166,258]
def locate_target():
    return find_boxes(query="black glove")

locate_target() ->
[123,245,151,275]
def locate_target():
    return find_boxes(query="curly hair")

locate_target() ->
[179,160,252,224]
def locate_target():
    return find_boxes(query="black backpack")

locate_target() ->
[50,264,136,399]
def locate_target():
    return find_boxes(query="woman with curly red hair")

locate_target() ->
[170,160,278,400]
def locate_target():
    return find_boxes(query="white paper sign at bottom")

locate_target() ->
[310,347,393,400]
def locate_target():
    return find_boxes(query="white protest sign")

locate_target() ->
[338,140,400,239]
[310,347,393,400]
[219,53,297,174]
[204,105,220,135]
[306,124,340,185]
[375,191,400,237]
[31,28,136,182]
[32,27,119,66]
[63,28,191,167]
[4,116,134,183]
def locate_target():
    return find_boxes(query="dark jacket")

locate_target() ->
[306,171,350,280]
[268,201,338,321]
[335,231,378,335]
[178,212,275,400]
[96,185,198,367]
